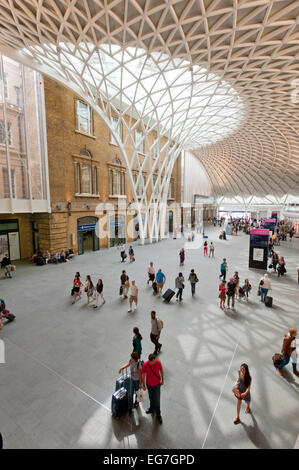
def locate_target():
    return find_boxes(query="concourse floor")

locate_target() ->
[0,226,298,449]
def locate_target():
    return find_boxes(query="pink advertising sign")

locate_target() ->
[250,229,269,235]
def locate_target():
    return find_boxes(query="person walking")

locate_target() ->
[155,269,166,297]
[218,280,226,309]
[119,352,143,413]
[209,242,215,258]
[128,280,138,312]
[179,248,185,266]
[120,270,129,299]
[85,275,96,305]
[150,310,163,355]
[129,245,135,263]
[141,354,164,424]
[203,240,208,256]
[147,262,155,285]
[94,278,105,307]
[188,269,199,296]
[72,274,82,304]
[241,279,251,302]
[259,273,271,302]
[226,277,236,310]
[219,258,228,281]
[277,328,298,376]
[119,243,127,262]
[232,363,252,424]
[132,327,142,359]
[175,272,185,302]
[277,256,286,278]
[272,251,279,272]
[1,254,12,278]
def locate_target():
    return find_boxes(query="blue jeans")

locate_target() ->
[260,287,268,302]
[220,270,226,281]
[278,354,290,371]
[147,384,161,416]
[128,379,140,410]
[191,283,196,295]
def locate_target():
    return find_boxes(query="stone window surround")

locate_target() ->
[72,154,99,197]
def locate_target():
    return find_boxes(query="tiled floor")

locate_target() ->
[0,226,298,449]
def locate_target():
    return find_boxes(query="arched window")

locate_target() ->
[113,157,121,165]
[79,147,92,158]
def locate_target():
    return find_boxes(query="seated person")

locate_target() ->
[43,250,51,264]
[54,252,60,264]
[66,248,75,260]
[60,250,66,262]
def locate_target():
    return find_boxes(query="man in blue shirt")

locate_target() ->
[219,258,228,281]
[156,269,166,297]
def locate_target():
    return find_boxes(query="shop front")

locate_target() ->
[77,216,99,255]
[109,214,126,247]
[0,219,20,260]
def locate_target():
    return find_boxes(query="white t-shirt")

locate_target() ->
[130,285,138,297]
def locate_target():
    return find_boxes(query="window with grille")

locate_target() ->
[0,121,12,145]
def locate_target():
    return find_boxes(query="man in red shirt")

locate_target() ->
[142,354,164,424]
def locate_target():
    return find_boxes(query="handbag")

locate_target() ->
[136,388,146,403]
[71,288,74,296]
[257,288,261,296]
[119,285,123,295]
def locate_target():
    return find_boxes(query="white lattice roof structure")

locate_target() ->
[0,0,298,232]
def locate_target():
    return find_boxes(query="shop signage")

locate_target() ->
[78,224,97,232]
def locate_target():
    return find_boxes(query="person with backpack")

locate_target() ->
[132,327,142,358]
[119,352,143,413]
[141,354,164,425]
[226,277,236,310]
[175,272,185,302]
[276,328,298,376]
[150,310,163,355]
[94,278,105,307]
[188,269,199,296]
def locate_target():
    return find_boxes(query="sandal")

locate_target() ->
[233,417,240,424]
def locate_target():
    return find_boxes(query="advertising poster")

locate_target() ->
[253,248,264,262]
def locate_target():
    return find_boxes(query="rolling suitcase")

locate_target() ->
[115,369,131,392]
[111,387,128,418]
[265,296,273,307]
[163,289,175,302]
[152,281,158,295]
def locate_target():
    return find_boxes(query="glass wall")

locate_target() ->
[0,54,48,209]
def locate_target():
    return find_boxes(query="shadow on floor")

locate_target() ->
[241,413,272,449]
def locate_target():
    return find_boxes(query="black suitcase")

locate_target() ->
[265,296,273,307]
[163,289,175,302]
[111,387,128,418]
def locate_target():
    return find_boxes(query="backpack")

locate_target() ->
[156,318,163,331]
[0,299,5,312]
[272,353,283,368]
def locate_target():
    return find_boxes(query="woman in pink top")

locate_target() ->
[219,280,227,310]
[147,262,155,285]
